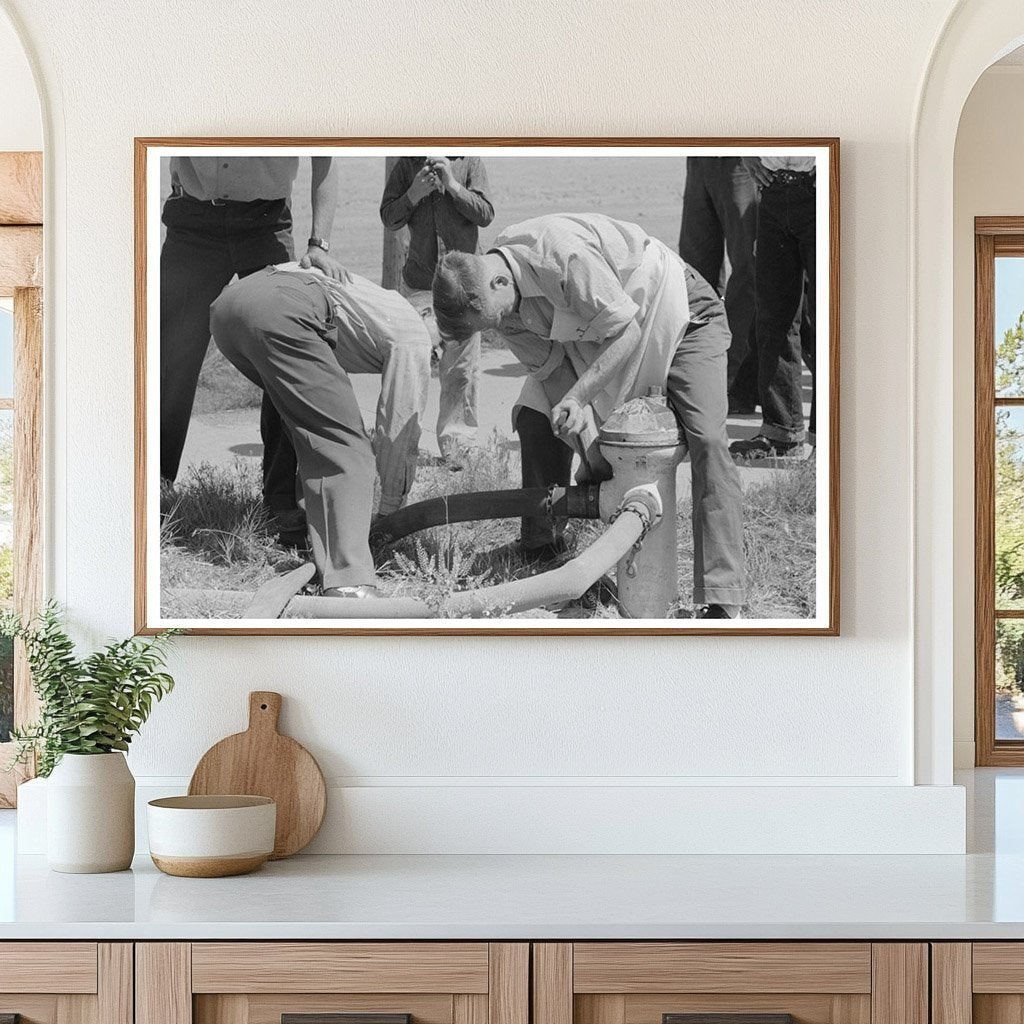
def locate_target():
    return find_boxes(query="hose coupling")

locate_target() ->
[619,483,663,527]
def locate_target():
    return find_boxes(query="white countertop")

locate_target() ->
[0,849,1022,940]
[1,769,1022,941]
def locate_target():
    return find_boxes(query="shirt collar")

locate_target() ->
[491,245,546,300]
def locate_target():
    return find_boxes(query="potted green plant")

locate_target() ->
[2,603,178,873]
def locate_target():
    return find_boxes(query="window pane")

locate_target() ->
[997,407,1024,609]
[0,304,13,399]
[0,409,12,742]
[998,620,1024,740]
[996,256,1024,397]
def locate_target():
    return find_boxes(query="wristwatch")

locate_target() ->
[307,236,330,252]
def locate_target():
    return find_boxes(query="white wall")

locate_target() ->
[0,9,40,151]
[952,65,1024,767]
[0,0,974,852]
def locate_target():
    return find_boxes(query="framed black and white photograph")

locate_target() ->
[135,138,839,635]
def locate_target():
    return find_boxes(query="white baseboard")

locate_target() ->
[17,777,967,856]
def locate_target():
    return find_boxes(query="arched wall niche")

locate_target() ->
[913,1,1024,784]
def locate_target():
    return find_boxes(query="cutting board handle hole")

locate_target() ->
[260,703,268,710]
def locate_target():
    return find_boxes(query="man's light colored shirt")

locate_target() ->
[270,263,431,513]
[491,214,649,385]
[761,155,816,173]
[170,156,299,203]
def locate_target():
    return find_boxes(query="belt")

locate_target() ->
[177,189,280,208]
[769,169,815,186]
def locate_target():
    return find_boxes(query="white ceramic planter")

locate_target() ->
[46,752,135,873]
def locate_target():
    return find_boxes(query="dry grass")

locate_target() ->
[159,462,304,618]
[160,442,817,621]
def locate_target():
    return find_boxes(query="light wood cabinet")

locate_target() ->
[0,943,132,1024]
[532,943,928,1024]
[0,937,966,1024]
[136,944,528,1024]
[931,943,1024,1024]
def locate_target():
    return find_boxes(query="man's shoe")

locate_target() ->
[322,585,384,599]
[730,434,803,460]
[697,603,740,619]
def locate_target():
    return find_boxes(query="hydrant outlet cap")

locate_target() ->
[598,394,684,446]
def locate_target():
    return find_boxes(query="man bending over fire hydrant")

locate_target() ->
[431,213,746,619]
[210,263,432,600]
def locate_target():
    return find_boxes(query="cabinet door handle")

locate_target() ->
[283,1015,411,1024]
[664,1016,795,1024]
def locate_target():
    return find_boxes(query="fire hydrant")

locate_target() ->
[598,387,687,618]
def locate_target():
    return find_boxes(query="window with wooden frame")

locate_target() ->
[976,217,1024,765]
[0,151,44,806]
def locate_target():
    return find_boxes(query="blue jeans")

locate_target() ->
[754,174,816,443]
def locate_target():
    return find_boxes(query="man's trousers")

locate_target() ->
[210,270,380,589]
[678,156,758,399]
[754,174,816,444]
[159,193,295,492]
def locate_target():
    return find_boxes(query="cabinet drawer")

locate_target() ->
[533,944,925,1024]
[139,943,528,1024]
[0,943,130,1024]
[572,944,872,994]
[191,943,490,994]
[0,942,99,994]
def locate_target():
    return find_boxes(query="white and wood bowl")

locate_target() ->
[147,795,276,877]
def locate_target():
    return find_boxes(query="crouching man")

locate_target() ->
[432,213,745,619]
[210,264,432,599]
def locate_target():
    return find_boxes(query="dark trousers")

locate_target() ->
[210,270,378,589]
[515,408,574,550]
[754,174,816,443]
[678,156,758,393]
[159,194,297,498]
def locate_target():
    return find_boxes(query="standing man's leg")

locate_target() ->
[715,157,760,400]
[678,157,725,299]
[514,407,574,554]
[401,283,480,459]
[436,332,481,458]
[795,195,817,441]
[798,280,816,441]
[260,396,303,541]
[735,180,808,454]
[211,270,378,590]
[159,200,235,483]
[667,268,746,611]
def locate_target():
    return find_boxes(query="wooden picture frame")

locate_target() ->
[135,137,840,636]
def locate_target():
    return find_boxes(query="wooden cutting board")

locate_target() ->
[188,691,326,859]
